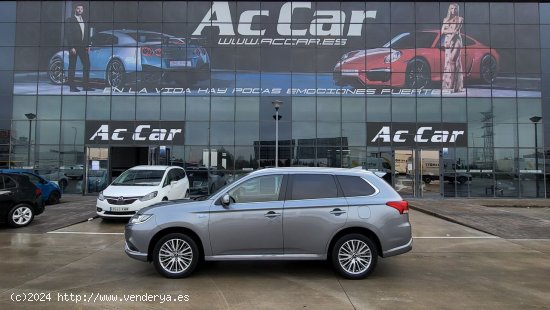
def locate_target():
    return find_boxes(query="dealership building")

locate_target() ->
[0,1,549,198]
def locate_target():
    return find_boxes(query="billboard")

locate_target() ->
[13,2,541,97]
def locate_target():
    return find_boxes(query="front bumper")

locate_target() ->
[96,197,161,218]
[124,242,148,262]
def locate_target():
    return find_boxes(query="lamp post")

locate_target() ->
[530,116,542,197]
[25,113,36,167]
[71,126,77,151]
[272,100,283,168]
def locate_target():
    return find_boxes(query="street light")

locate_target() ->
[272,100,283,168]
[530,116,542,197]
[71,126,77,152]
[25,113,36,167]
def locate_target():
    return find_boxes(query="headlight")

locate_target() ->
[130,214,152,224]
[140,191,158,201]
[98,191,105,201]
[384,51,402,63]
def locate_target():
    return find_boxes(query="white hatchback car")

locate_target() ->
[96,166,189,219]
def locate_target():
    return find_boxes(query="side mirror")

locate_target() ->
[221,194,230,206]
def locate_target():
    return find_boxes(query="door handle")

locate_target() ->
[329,208,346,216]
[264,211,281,218]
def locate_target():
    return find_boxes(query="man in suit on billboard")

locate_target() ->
[65,3,93,92]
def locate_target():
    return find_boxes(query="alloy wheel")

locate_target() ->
[159,238,193,274]
[48,59,66,84]
[338,239,372,275]
[12,206,33,226]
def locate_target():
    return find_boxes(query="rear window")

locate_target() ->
[4,175,17,189]
[291,174,338,200]
[337,175,376,197]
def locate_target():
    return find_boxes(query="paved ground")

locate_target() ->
[0,195,97,234]
[0,195,549,309]
[409,199,550,239]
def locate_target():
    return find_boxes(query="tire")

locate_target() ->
[480,55,498,84]
[106,59,126,88]
[47,190,61,205]
[8,204,35,228]
[162,197,168,201]
[48,57,67,85]
[422,176,432,184]
[405,59,431,89]
[457,176,468,185]
[332,233,378,280]
[153,233,199,279]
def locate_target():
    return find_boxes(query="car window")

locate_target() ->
[4,175,17,189]
[337,175,377,197]
[464,36,476,47]
[163,170,176,187]
[228,175,283,203]
[23,173,41,184]
[172,168,186,181]
[290,174,338,200]
[112,170,165,186]
[416,32,438,48]
[93,33,117,46]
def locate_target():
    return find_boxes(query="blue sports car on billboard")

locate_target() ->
[48,30,210,88]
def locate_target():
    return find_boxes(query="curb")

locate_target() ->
[408,204,498,237]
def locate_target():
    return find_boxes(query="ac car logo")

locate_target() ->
[85,121,184,145]
[367,123,467,147]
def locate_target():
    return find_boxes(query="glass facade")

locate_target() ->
[1,1,549,198]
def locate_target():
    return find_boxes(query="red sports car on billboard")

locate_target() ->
[333,30,500,89]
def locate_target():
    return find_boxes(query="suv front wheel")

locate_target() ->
[332,234,378,279]
[153,233,199,278]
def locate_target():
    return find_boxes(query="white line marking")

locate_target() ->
[47,231,124,235]
[413,236,499,239]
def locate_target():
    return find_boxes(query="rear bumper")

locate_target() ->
[382,237,412,257]
[35,198,45,215]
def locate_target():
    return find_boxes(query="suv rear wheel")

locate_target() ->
[332,233,378,279]
[8,204,35,228]
[153,233,199,278]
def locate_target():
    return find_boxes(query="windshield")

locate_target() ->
[126,32,173,43]
[383,32,437,49]
[112,169,165,186]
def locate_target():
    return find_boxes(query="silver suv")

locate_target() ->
[124,168,412,279]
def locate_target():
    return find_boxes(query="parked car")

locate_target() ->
[0,173,44,228]
[97,165,189,219]
[34,169,69,191]
[125,167,412,279]
[333,30,499,89]
[0,169,62,205]
[186,167,227,196]
[48,30,210,88]
[87,169,108,192]
[61,165,84,180]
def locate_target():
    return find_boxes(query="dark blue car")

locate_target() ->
[0,170,62,205]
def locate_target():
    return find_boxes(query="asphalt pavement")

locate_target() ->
[409,198,550,239]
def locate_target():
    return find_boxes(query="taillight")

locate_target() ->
[142,47,162,57]
[386,201,409,214]
[35,188,42,198]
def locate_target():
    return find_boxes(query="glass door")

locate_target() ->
[394,150,415,197]
[419,149,442,198]
[85,147,109,194]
